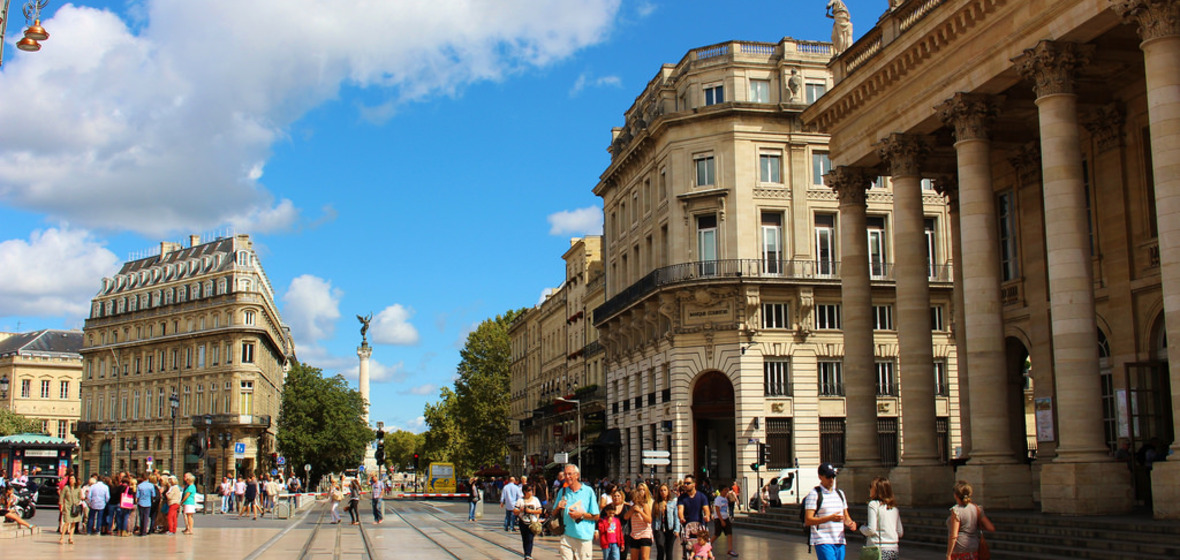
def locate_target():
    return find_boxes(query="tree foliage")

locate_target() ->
[421,308,523,476]
[277,361,372,485]
[0,409,42,437]
[382,429,424,471]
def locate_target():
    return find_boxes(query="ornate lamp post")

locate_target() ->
[218,431,232,480]
[127,436,138,473]
[0,0,51,64]
[169,392,179,472]
[555,397,581,473]
[0,374,9,399]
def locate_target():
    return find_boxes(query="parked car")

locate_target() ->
[27,474,61,507]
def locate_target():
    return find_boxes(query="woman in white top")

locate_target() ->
[861,477,904,560]
[513,484,543,560]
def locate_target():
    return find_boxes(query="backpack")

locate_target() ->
[800,485,846,553]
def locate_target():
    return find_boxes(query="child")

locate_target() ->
[596,504,623,560]
[692,529,715,560]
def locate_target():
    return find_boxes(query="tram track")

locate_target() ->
[245,499,379,560]
[399,501,566,558]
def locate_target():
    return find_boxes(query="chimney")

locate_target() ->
[159,241,182,257]
[190,234,201,247]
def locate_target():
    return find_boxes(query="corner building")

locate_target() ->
[593,38,961,499]
[804,0,1179,517]
[76,234,294,484]
[0,330,84,442]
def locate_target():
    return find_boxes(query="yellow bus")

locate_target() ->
[426,462,456,493]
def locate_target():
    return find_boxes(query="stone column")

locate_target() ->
[826,166,885,503]
[877,134,953,506]
[932,175,971,458]
[358,343,376,473]
[1111,0,1180,519]
[936,93,1033,509]
[1015,40,1132,514]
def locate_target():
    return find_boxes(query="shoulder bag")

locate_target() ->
[976,504,991,560]
[120,488,135,509]
[545,489,566,536]
[859,502,882,560]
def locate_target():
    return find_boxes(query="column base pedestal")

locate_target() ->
[1151,461,1180,519]
[836,466,892,504]
[363,446,378,477]
[888,464,955,507]
[955,463,1034,510]
[1040,461,1132,514]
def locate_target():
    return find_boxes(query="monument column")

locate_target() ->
[878,134,953,506]
[1014,40,1132,514]
[1111,0,1180,519]
[936,93,1032,509]
[827,166,885,502]
[358,313,376,473]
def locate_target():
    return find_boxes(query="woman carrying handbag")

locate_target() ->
[946,480,994,560]
[860,477,903,560]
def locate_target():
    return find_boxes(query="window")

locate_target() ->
[750,79,771,103]
[196,385,203,414]
[242,342,256,364]
[812,151,832,185]
[998,191,1019,281]
[185,347,192,368]
[873,305,894,330]
[930,306,945,331]
[59,380,69,400]
[120,393,128,420]
[20,379,30,398]
[659,169,667,201]
[805,82,827,104]
[764,360,790,396]
[766,418,793,469]
[815,304,842,330]
[818,360,844,396]
[820,418,846,466]
[696,214,718,276]
[921,178,935,191]
[878,418,899,467]
[197,345,206,368]
[695,155,715,187]
[759,153,781,183]
[876,360,897,396]
[704,83,724,106]
[240,380,254,415]
[926,218,938,279]
[762,303,789,329]
[762,211,784,274]
[132,391,140,420]
[814,215,838,277]
[934,360,950,397]
[41,419,49,435]
[40,380,51,399]
[212,345,220,366]
[146,354,154,373]
[157,388,165,418]
[182,386,190,417]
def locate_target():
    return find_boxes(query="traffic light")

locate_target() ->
[413,453,420,471]
[375,440,385,464]
[760,442,771,466]
[750,462,760,472]
[271,452,278,464]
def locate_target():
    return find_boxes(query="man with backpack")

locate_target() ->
[802,463,857,560]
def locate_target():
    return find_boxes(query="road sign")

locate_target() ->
[358,465,365,472]
[304,464,311,472]
[642,458,672,466]
[642,450,671,458]
[271,469,278,476]
[145,455,154,464]
[234,442,246,459]
[554,452,569,463]
[277,456,286,466]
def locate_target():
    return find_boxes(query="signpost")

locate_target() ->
[234,442,246,459]
[554,452,569,464]
[642,450,671,479]
[146,455,154,470]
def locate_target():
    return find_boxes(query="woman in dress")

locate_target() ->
[861,477,903,560]
[514,484,543,560]
[59,474,83,544]
[946,480,995,560]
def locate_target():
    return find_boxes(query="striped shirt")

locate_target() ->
[804,485,848,545]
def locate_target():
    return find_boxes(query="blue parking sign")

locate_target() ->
[277,456,286,465]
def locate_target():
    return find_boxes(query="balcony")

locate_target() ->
[189,414,271,430]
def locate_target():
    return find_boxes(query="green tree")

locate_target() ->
[276,361,372,485]
[383,429,424,472]
[0,409,42,437]
[422,386,464,471]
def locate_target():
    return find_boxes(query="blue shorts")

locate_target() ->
[815,544,845,560]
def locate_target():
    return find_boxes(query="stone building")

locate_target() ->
[592,37,960,497]
[802,0,1178,517]
[76,234,294,484]
[0,330,84,442]
[510,236,609,479]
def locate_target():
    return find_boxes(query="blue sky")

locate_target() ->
[0,0,882,433]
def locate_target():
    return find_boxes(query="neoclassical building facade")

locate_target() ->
[592,37,961,496]
[803,0,1178,517]
[0,330,83,442]
[76,234,294,484]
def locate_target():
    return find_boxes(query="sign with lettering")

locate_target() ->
[683,301,734,326]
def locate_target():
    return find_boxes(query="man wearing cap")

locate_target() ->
[804,463,856,560]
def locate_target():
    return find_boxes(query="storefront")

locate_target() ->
[0,433,76,478]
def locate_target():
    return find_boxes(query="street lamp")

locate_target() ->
[555,397,581,473]
[169,392,179,472]
[218,432,232,480]
[0,374,9,399]
[0,0,51,62]
[127,435,138,473]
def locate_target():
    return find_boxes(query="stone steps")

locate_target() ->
[732,506,1180,560]
[0,522,41,540]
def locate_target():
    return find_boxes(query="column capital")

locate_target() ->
[877,133,930,179]
[932,173,960,211]
[1008,141,1042,181]
[1083,103,1126,152]
[936,93,1003,142]
[1013,41,1094,98]
[824,166,875,206]
[1110,0,1180,42]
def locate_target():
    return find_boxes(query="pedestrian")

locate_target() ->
[115,474,134,537]
[625,483,654,560]
[86,475,109,535]
[712,488,738,557]
[556,464,601,560]
[220,476,233,514]
[861,477,903,560]
[234,476,247,514]
[241,475,259,519]
[181,473,198,535]
[501,476,522,532]
[514,483,543,560]
[79,475,92,535]
[2,486,34,534]
[803,463,857,560]
[329,481,343,524]
[677,475,711,560]
[946,480,994,560]
[58,474,83,544]
[135,474,157,536]
[596,504,624,560]
[165,476,181,534]
[370,473,385,524]
[149,474,162,532]
[651,483,680,560]
[468,477,481,522]
[348,477,362,525]
[691,529,715,560]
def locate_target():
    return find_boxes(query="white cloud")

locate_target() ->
[570,72,622,96]
[0,1,622,236]
[537,287,557,306]
[281,275,342,351]
[548,206,603,235]
[400,383,438,396]
[0,228,121,319]
[637,2,657,17]
[371,304,420,346]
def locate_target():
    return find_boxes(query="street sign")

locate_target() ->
[642,458,672,466]
[145,455,154,464]
[304,464,311,472]
[554,452,569,463]
[234,442,246,459]
[277,456,286,466]
[358,465,365,472]
[642,450,671,458]
[271,469,278,476]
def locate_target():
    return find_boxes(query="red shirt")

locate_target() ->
[598,516,623,548]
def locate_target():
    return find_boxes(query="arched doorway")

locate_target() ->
[1004,337,1036,461]
[99,440,112,476]
[692,371,736,483]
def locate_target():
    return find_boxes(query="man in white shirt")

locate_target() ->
[804,463,857,560]
[713,487,739,557]
[500,476,522,532]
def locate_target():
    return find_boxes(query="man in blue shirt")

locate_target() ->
[86,475,110,535]
[556,464,600,560]
[135,475,158,536]
[500,476,522,531]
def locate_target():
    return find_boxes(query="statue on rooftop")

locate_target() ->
[826,0,854,55]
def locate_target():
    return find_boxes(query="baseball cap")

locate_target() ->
[818,463,839,478]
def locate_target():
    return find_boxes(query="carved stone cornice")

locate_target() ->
[933,174,960,212]
[936,93,1002,142]
[1013,41,1094,98]
[877,133,930,179]
[824,166,874,206]
[1084,103,1126,152]
[1111,0,1180,42]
